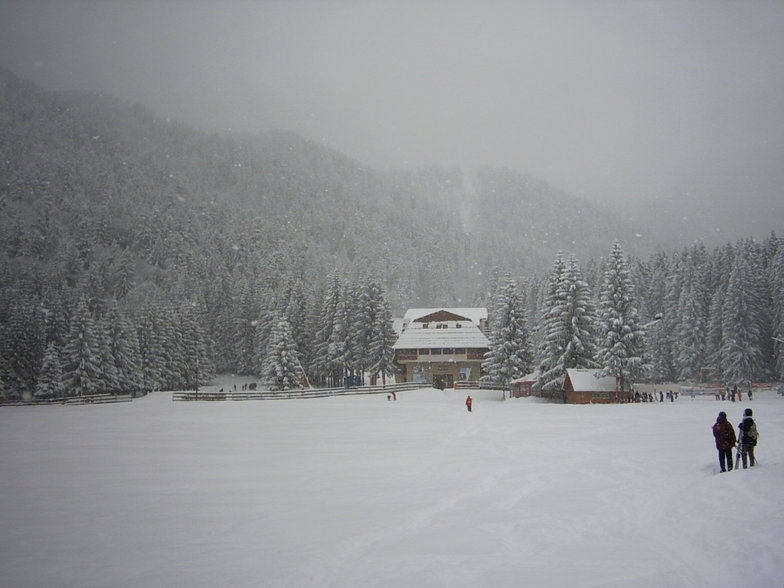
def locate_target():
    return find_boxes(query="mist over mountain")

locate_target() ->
[0,66,657,310]
[2,66,783,398]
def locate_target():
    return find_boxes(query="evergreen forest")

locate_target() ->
[1,67,782,400]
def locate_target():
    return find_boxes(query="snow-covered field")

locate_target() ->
[1,385,782,588]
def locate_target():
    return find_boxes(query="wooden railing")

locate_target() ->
[454,381,509,391]
[172,382,430,402]
[1,393,135,407]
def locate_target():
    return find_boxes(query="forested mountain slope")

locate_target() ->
[0,67,648,310]
[1,68,782,398]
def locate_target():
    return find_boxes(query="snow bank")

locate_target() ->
[1,388,782,587]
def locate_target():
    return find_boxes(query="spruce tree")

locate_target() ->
[368,299,397,385]
[107,302,144,392]
[536,256,598,398]
[312,274,343,386]
[537,253,567,394]
[95,317,120,393]
[720,244,766,386]
[325,287,351,387]
[34,342,64,399]
[674,280,706,381]
[3,300,46,399]
[597,241,646,397]
[705,288,725,381]
[262,316,302,391]
[137,304,165,391]
[61,296,103,397]
[558,256,599,371]
[771,243,784,379]
[482,275,533,384]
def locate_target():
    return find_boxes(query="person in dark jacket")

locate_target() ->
[465,395,473,412]
[712,411,736,472]
[738,408,758,468]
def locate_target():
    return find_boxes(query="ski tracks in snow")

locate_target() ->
[274,413,537,587]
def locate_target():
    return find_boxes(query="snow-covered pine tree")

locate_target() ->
[536,256,598,399]
[34,342,64,399]
[720,242,766,386]
[704,288,725,381]
[251,289,277,378]
[312,274,343,386]
[61,296,103,397]
[674,280,706,381]
[482,274,533,384]
[262,315,302,391]
[673,246,711,381]
[2,299,45,400]
[341,284,361,381]
[281,282,310,371]
[95,317,120,393]
[178,302,212,391]
[0,347,8,400]
[137,304,165,391]
[559,256,599,369]
[597,241,646,397]
[106,301,144,393]
[651,256,682,382]
[324,286,351,387]
[42,288,70,349]
[368,299,397,385]
[771,241,784,379]
[350,280,384,380]
[537,253,567,395]
[150,303,180,391]
[232,279,259,375]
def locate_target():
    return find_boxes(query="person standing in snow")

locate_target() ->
[712,411,737,472]
[465,395,473,412]
[738,408,758,468]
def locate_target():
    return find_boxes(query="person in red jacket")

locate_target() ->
[712,411,737,472]
[465,395,473,412]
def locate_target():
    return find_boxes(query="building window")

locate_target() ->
[419,349,430,355]
[442,348,455,354]
[431,349,443,355]
[397,349,417,360]
[454,348,466,354]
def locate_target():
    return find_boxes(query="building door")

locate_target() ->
[433,374,454,390]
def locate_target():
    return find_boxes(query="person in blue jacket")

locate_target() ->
[738,408,758,468]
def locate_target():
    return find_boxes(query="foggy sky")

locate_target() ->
[2,1,783,238]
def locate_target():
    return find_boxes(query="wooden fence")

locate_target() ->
[172,382,430,402]
[454,381,509,392]
[1,393,134,407]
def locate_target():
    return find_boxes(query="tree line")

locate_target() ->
[482,235,784,397]
[0,275,397,399]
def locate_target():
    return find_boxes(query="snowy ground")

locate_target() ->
[1,384,782,588]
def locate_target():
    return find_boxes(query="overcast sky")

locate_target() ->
[2,1,783,235]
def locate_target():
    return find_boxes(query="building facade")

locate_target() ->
[393,308,490,389]
[564,369,622,404]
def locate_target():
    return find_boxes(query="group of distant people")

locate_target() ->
[712,407,759,472]
[633,390,677,403]
[713,384,751,402]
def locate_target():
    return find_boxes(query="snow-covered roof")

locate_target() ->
[403,308,487,325]
[566,369,617,392]
[510,371,539,384]
[393,321,490,349]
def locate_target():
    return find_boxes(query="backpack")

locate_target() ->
[742,419,758,445]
